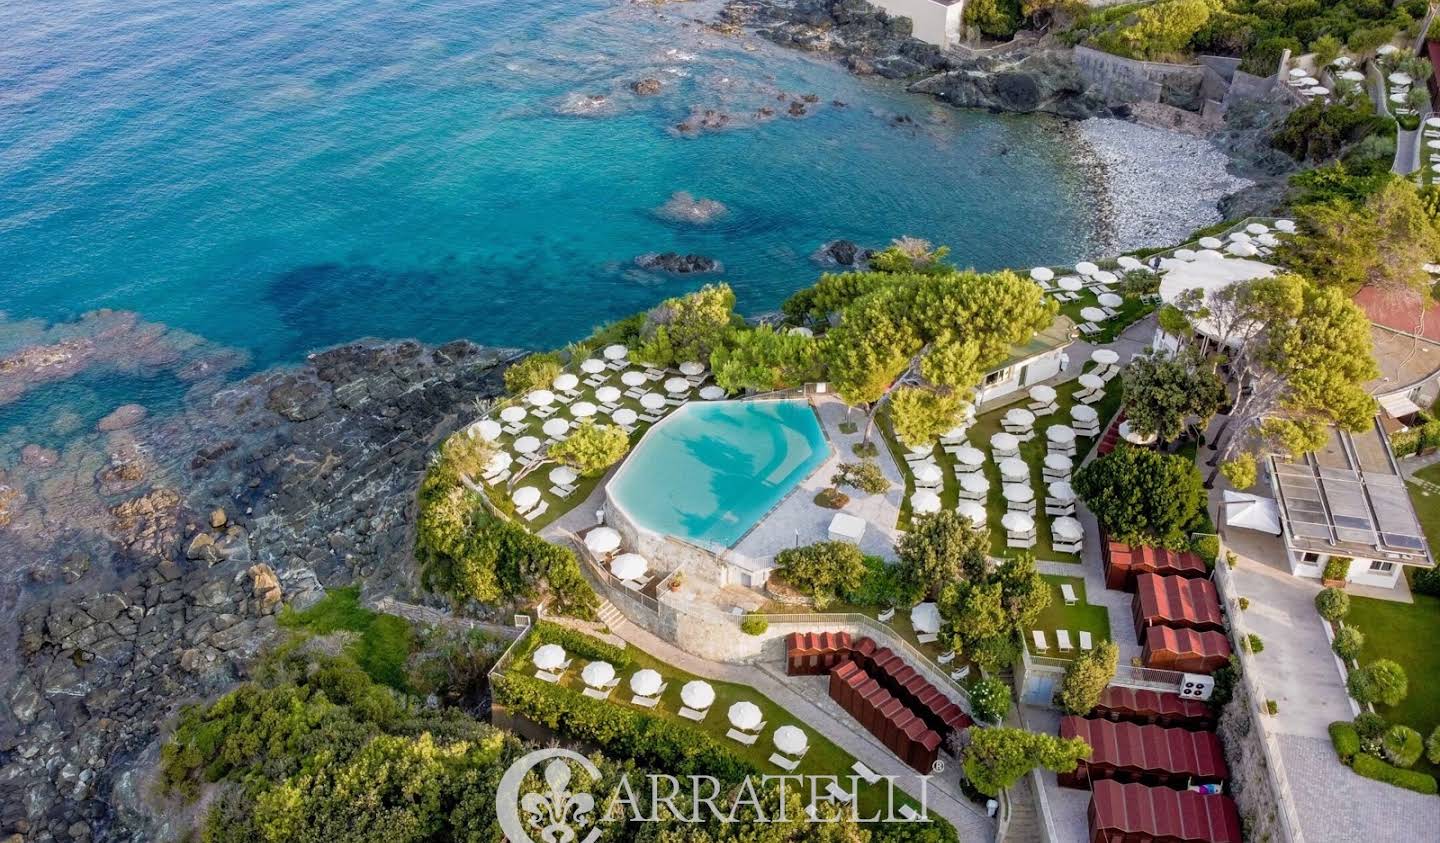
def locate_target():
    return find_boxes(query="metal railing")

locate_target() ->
[564,530,662,614]
[1021,648,1188,692]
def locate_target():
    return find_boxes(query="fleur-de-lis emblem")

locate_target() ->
[520,759,595,843]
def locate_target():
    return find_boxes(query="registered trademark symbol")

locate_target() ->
[930,760,945,774]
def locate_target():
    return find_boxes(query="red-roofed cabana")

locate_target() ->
[1142,627,1232,674]
[1059,716,1228,789]
[1133,574,1225,639]
[1105,541,1209,591]
[1088,779,1242,843]
[785,631,853,675]
[1091,686,1215,731]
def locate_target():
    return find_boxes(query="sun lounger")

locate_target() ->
[1079,390,1103,405]
[1008,533,1036,549]
[916,633,938,644]
[726,729,759,746]
[535,669,561,683]
[951,664,971,681]
[1032,630,1048,653]
[877,608,895,623]
[826,781,855,804]
[1029,401,1058,416]
[503,423,526,436]
[632,694,661,708]
[484,469,511,487]
[639,412,662,423]
[606,360,626,371]
[1079,631,1093,651]
[522,501,549,522]
[852,762,881,785]
[625,387,645,399]
[770,753,801,771]
[937,651,955,665]
[899,805,921,821]
[1045,501,1075,517]
[645,367,665,379]
[679,706,710,722]
[550,484,576,498]
[1078,322,1100,336]
[584,375,607,388]
[554,392,575,404]
[1054,539,1083,554]
[623,578,642,591]
[903,451,933,464]
[1056,629,1074,652]
[1061,583,1078,605]
[582,686,612,700]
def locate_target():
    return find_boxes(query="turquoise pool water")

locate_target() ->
[608,400,829,548]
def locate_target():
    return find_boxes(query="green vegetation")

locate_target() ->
[1088,0,1215,61]
[1221,453,1257,490]
[1332,625,1365,661]
[1330,720,1361,763]
[936,553,1052,673]
[1272,95,1388,164]
[1120,349,1224,443]
[1390,412,1440,459]
[278,587,414,690]
[548,421,629,476]
[1323,556,1352,583]
[832,459,890,495]
[1348,659,1409,707]
[961,727,1091,796]
[970,676,1013,723]
[1347,585,1440,776]
[1074,446,1206,548]
[1027,575,1114,661]
[740,613,769,635]
[1352,752,1440,794]
[1245,633,1264,654]
[1056,640,1120,715]
[897,509,991,598]
[633,282,741,368]
[502,351,563,394]
[1315,586,1351,621]
[710,325,822,393]
[529,619,632,668]
[1383,724,1425,768]
[774,541,868,608]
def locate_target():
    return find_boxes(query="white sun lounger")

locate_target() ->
[1056,629,1074,652]
[523,501,549,522]
[770,753,801,771]
[852,762,881,785]
[726,728,758,746]
[877,608,895,623]
[535,669,561,683]
[1079,631,1093,651]
[582,686,612,700]
[825,781,855,804]
[679,706,710,722]
[484,469,511,487]
[1061,583,1078,605]
[899,804,921,821]
[1032,630,1048,652]
[916,633,938,644]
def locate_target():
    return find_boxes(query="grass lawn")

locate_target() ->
[279,587,415,690]
[1025,575,1112,661]
[1057,288,1153,344]
[1407,463,1440,558]
[1345,580,1440,777]
[880,363,1124,562]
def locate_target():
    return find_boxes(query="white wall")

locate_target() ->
[868,0,963,49]
[1282,545,1404,589]
[974,348,1067,407]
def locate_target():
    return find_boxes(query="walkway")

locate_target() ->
[1396,127,1420,175]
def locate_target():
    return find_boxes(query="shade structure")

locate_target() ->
[1071,404,1098,424]
[472,419,502,441]
[1389,71,1414,85]
[1089,349,1119,367]
[603,343,628,360]
[1074,261,1100,276]
[1194,249,1224,261]
[553,372,579,391]
[585,526,621,554]
[907,442,933,457]
[700,385,726,400]
[954,445,985,467]
[486,451,513,473]
[570,401,598,418]
[1245,222,1268,235]
[1088,779,1242,843]
[1029,384,1057,404]
[910,602,941,634]
[1048,480,1075,501]
[582,660,615,688]
[1119,421,1158,445]
[1002,483,1034,504]
[1257,233,1279,247]
[630,669,663,696]
[911,490,942,514]
[1377,44,1399,55]
[956,500,987,526]
[960,473,990,494]
[678,361,705,376]
[1429,140,1440,150]
[610,552,648,581]
[1052,516,1084,541]
[681,680,715,710]
[773,725,809,755]
[664,376,690,393]
[639,392,665,410]
[1104,541,1209,591]
[1428,116,1440,128]
[621,370,648,387]
[1097,293,1123,308]
[527,389,556,407]
[1005,407,1035,427]
[514,435,542,454]
[1002,511,1034,532]
[913,462,943,484]
[999,457,1029,482]
[1030,266,1055,282]
[1044,453,1073,473]
[1058,276,1084,291]
[1080,306,1108,323]
[1078,373,1104,391]
[533,644,565,671]
[1047,425,1076,445]
[1172,248,1196,260]
[512,486,541,509]
[1061,716,1229,789]
[1274,219,1295,232]
[1093,270,1118,285]
[595,385,622,404]
[542,418,571,438]
[500,405,528,423]
[1226,241,1257,257]
[1298,76,1319,87]
[549,465,578,485]
[1197,236,1222,249]
[1117,256,1145,271]
[1093,686,1215,730]
[1287,67,1307,77]
[941,422,969,439]
[728,701,763,730]
[612,408,638,426]
[581,358,607,374]
[1134,573,1225,634]
[1223,490,1282,535]
[1340,69,1366,81]
[1389,92,1406,103]
[991,431,1019,451]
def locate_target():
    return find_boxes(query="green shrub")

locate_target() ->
[1191,534,1220,566]
[774,541,867,606]
[1330,721,1361,763]
[852,441,878,459]
[1383,724,1425,768]
[740,614,769,636]
[1266,699,1279,715]
[1316,587,1350,621]
[1322,557,1352,582]
[1331,626,1364,661]
[1245,634,1265,654]
[1413,567,1440,597]
[1352,752,1439,794]
[1428,725,1440,765]
[502,352,563,395]
[532,621,632,670]
[843,555,915,609]
[1355,711,1389,750]
[1238,597,1250,611]
[1348,659,1409,707]
[971,677,1013,723]
[814,488,850,509]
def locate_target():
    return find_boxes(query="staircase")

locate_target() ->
[597,599,625,631]
[1000,782,1041,843]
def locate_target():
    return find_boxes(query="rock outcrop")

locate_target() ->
[909,49,1112,119]
[634,252,723,274]
[722,0,951,80]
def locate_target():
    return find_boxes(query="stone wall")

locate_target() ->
[1073,46,1208,106]
[1217,684,1285,843]
[1130,100,1222,137]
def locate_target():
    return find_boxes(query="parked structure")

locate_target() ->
[867,0,964,49]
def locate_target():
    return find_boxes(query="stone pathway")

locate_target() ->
[371,596,522,639]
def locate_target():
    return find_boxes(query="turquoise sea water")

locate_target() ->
[608,400,829,546]
[1,0,1102,431]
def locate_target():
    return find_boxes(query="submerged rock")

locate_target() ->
[811,239,872,268]
[634,252,723,274]
[631,78,663,95]
[655,191,728,224]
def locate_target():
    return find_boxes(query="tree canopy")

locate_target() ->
[634,283,739,367]
[937,554,1050,673]
[709,326,822,393]
[774,541,867,608]
[1121,349,1225,443]
[1073,446,1206,548]
[1056,641,1119,715]
[502,352,563,396]
[548,422,630,476]
[897,510,991,597]
[962,727,1091,797]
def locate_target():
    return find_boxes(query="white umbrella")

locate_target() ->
[1097,293,1123,308]
[911,490,942,514]
[664,377,690,394]
[773,725,808,756]
[1090,348,1119,365]
[472,419,502,441]
[570,401,598,418]
[679,361,705,376]
[1030,267,1055,282]
[1226,242,1258,257]
[1074,261,1100,276]
[595,386,622,404]
[581,358,606,374]
[512,486,541,509]
[533,644,566,671]
[1378,44,1399,56]
[1428,116,1440,128]
[1119,421,1157,445]
[514,435,542,454]
[1058,276,1083,292]
[1197,237,1223,249]
[1117,256,1144,271]
[500,405,528,423]
[1341,70,1366,82]
[1093,270,1118,285]
[1195,249,1224,261]
[1002,483,1034,503]
[908,443,933,457]
[585,527,621,554]
[728,701,762,730]
[603,344,628,360]
[961,473,990,494]
[910,602,941,634]
[553,372,579,392]
[622,370,648,387]
[1005,407,1035,427]
[1071,404,1098,423]
[1245,223,1269,235]
[1390,72,1414,86]
[1047,425,1076,445]
[542,418,570,438]
[999,457,1028,482]
[1173,248,1197,261]
[613,408,638,425]
[954,446,985,467]
[611,552,648,581]
[582,661,615,688]
[640,392,665,410]
[1389,92,1407,104]
[1299,76,1320,87]
[1257,233,1280,247]
[1052,516,1084,541]
[1048,480,1075,501]
[700,385,726,400]
[1080,307,1108,323]
[527,389,556,407]
[991,431,1019,452]
[1429,140,1440,150]
[630,669,663,696]
[682,680,716,710]
[1274,219,1295,232]
[1223,490,1283,535]
[956,500,987,526]
[487,451,513,473]
[1044,453,1073,474]
[788,326,814,338]
[549,465,578,485]
[1287,67,1308,78]
[1078,373,1104,391]
[914,462,943,484]
[1029,384,1056,404]
[1001,511,1034,532]
[1227,232,1250,243]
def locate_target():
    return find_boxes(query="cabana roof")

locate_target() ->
[1062,716,1229,782]
[1088,779,1242,843]
[1134,574,1225,632]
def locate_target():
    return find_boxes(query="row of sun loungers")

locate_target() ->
[1032,629,1094,653]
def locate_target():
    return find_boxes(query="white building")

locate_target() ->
[975,316,1075,407]
[868,0,965,49]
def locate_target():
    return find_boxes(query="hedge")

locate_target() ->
[532,621,632,670]
[492,672,754,782]
[1329,721,1360,763]
[1351,753,1439,795]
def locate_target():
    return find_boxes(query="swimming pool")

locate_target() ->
[607,400,831,548]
